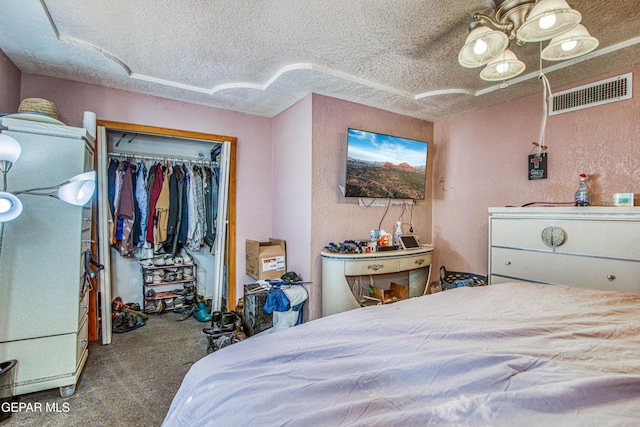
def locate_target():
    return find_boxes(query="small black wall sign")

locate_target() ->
[528,153,547,180]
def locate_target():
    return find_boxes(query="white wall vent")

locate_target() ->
[549,72,632,115]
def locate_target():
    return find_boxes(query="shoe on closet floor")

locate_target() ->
[176,304,196,321]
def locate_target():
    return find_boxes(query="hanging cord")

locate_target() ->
[521,201,574,207]
[408,201,414,233]
[395,201,415,233]
[537,42,553,156]
[377,198,391,230]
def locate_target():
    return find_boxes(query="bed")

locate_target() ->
[163,282,640,426]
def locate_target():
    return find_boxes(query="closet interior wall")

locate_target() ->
[105,131,224,310]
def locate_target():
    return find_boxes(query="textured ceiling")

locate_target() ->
[1,0,639,121]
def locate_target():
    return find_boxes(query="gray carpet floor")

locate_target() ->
[5,312,209,427]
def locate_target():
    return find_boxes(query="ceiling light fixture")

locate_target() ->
[459,0,599,81]
[479,49,526,81]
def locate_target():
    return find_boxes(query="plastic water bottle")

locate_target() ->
[574,173,590,206]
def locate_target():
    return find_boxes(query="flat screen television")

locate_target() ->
[345,128,428,200]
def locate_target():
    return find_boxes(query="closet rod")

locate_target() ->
[108,152,213,165]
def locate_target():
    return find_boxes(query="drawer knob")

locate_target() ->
[414,259,425,265]
[368,264,384,271]
[541,226,566,248]
[505,260,511,266]
[607,274,616,281]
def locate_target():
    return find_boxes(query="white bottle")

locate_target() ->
[394,221,403,247]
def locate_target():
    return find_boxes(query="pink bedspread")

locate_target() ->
[164,282,640,426]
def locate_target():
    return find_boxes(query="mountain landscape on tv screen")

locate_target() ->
[345,157,426,199]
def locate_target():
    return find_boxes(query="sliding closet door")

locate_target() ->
[96,125,113,344]
[212,141,230,311]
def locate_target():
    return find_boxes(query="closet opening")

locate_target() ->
[94,121,236,345]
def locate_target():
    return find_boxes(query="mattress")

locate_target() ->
[163,282,640,426]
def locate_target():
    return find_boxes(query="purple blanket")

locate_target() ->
[164,282,640,426]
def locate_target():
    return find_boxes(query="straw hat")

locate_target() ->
[17,98,60,121]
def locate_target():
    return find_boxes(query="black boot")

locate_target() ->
[221,312,236,332]
[203,311,223,334]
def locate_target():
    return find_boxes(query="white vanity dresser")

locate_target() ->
[489,207,640,293]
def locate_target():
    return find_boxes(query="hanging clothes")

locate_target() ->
[131,162,141,247]
[186,166,203,250]
[155,165,171,249]
[178,165,190,248]
[146,163,164,244]
[107,158,119,219]
[107,154,218,258]
[193,166,207,248]
[111,162,125,243]
[207,145,222,252]
[135,161,148,247]
[117,162,136,257]
[204,167,215,248]
[166,166,180,244]
[169,165,185,256]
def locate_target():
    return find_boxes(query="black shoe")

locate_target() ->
[176,304,196,321]
[202,327,222,335]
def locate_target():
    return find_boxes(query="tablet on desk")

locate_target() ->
[400,235,420,250]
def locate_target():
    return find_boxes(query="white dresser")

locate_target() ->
[489,207,640,293]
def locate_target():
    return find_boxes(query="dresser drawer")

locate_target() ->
[76,317,89,365]
[490,218,553,251]
[344,258,400,276]
[79,290,89,328]
[491,247,640,293]
[492,217,640,260]
[555,220,640,260]
[399,253,432,271]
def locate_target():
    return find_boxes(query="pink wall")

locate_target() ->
[14,56,639,319]
[310,94,434,319]
[0,50,20,113]
[433,65,640,278]
[271,94,434,319]
[18,73,273,302]
[272,95,313,282]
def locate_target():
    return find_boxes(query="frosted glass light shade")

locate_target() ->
[458,26,509,68]
[0,191,23,222]
[55,179,96,206]
[517,0,582,42]
[0,133,22,164]
[68,171,96,183]
[480,49,525,81]
[542,25,599,61]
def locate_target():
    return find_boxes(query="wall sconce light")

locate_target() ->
[459,0,599,81]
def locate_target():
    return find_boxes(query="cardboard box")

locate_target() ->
[245,238,286,280]
[371,283,408,304]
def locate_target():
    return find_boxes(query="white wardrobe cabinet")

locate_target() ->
[0,118,95,397]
